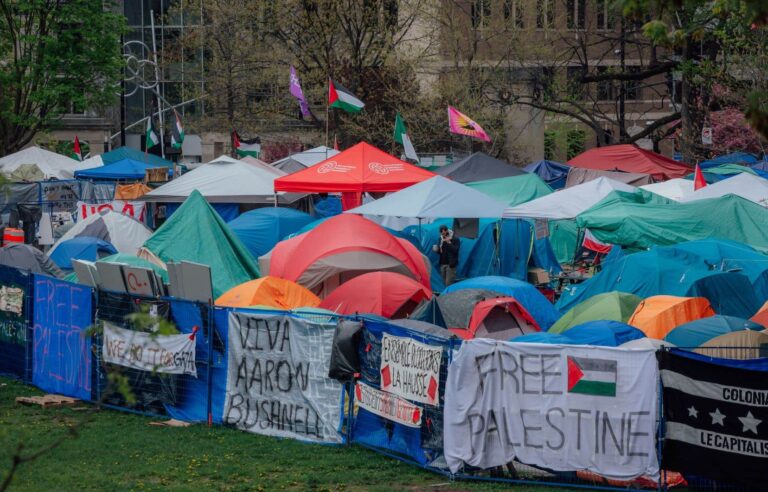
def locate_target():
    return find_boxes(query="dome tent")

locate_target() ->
[216,276,320,310]
[549,291,643,334]
[319,272,431,318]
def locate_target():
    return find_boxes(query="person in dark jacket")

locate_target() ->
[433,225,460,286]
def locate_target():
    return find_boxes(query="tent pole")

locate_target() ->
[274,193,278,207]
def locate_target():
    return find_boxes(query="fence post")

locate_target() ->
[206,303,214,427]
[24,270,34,383]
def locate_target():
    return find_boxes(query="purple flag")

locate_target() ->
[289,65,311,118]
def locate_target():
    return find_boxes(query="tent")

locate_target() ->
[549,291,643,334]
[465,174,553,206]
[48,210,152,257]
[558,320,645,346]
[682,270,760,319]
[48,237,117,269]
[565,168,653,188]
[523,160,570,189]
[433,152,524,183]
[442,276,560,329]
[228,208,314,258]
[450,297,540,340]
[620,337,675,350]
[271,146,339,171]
[695,330,768,359]
[259,214,430,296]
[215,276,320,309]
[639,178,694,201]
[680,172,768,206]
[503,177,636,219]
[567,144,692,180]
[627,295,715,339]
[65,253,168,284]
[139,190,260,298]
[102,146,174,168]
[74,157,174,180]
[751,301,768,327]
[700,152,759,168]
[413,288,499,328]
[0,244,63,278]
[664,315,763,347]
[318,272,431,318]
[345,176,508,218]
[0,146,79,180]
[239,156,284,175]
[688,163,760,183]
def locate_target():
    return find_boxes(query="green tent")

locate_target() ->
[577,192,768,252]
[549,291,643,334]
[141,190,260,297]
[64,253,169,284]
[466,174,553,207]
[548,219,578,265]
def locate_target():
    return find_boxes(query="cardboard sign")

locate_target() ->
[355,381,423,428]
[379,333,442,406]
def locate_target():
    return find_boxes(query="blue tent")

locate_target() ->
[229,207,314,258]
[75,157,174,180]
[513,332,572,344]
[100,147,174,168]
[48,237,117,269]
[313,196,342,218]
[664,315,763,347]
[523,160,570,190]
[700,152,759,168]
[561,320,645,346]
[443,276,560,329]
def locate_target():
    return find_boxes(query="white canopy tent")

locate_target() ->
[0,146,79,180]
[271,146,339,171]
[640,178,695,201]
[679,173,768,206]
[75,154,104,172]
[503,177,636,219]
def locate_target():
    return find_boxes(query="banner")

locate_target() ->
[356,381,422,428]
[659,350,768,487]
[223,312,344,443]
[380,333,442,406]
[103,322,197,376]
[444,339,659,479]
[77,200,146,222]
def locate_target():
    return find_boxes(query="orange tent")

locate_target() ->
[750,300,768,328]
[215,276,321,309]
[115,183,152,200]
[628,295,715,339]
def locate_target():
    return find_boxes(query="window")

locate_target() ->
[596,67,614,101]
[471,0,492,28]
[536,0,554,28]
[625,67,640,100]
[504,0,524,29]
[596,0,615,30]
[567,66,587,100]
[567,0,586,29]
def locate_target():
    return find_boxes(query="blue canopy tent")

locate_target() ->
[229,207,314,258]
[523,160,570,190]
[664,315,763,347]
[48,237,117,269]
[100,147,174,168]
[75,157,174,180]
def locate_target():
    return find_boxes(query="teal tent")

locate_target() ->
[466,174,553,206]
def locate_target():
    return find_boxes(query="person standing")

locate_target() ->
[433,225,460,286]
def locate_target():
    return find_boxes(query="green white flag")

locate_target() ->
[145,118,160,149]
[394,113,418,162]
[171,110,185,149]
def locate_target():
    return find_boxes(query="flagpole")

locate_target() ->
[150,10,165,159]
[325,78,330,148]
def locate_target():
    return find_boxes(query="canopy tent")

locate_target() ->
[567,144,692,180]
[239,156,283,175]
[680,172,768,206]
[0,244,63,278]
[664,315,763,347]
[74,157,174,180]
[139,190,260,298]
[465,174,553,206]
[215,276,320,309]
[432,152,524,183]
[0,146,79,180]
[639,178,694,201]
[271,146,339,170]
[140,156,302,204]
[627,295,715,339]
[565,168,653,188]
[65,253,168,284]
[49,210,152,257]
[700,152,759,168]
[102,146,173,168]
[228,207,314,259]
[74,155,104,172]
[318,272,431,318]
[450,297,540,341]
[695,330,768,359]
[523,160,570,190]
[345,176,508,218]
[558,320,645,347]
[549,291,643,334]
[48,237,117,270]
[503,177,636,219]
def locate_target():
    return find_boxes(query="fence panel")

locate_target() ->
[0,264,33,380]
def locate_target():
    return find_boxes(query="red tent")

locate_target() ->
[273,142,436,208]
[568,144,691,181]
[319,272,432,318]
[450,297,541,341]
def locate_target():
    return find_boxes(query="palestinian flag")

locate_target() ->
[233,131,261,158]
[394,113,418,162]
[567,356,617,397]
[171,110,185,149]
[329,78,364,113]
[72,136,83,161]
[145,118,160,149]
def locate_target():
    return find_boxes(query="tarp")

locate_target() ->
[48,237,117,269]
[74,157,174,180]
[687,163,759,183]
[346,176,508,218]
[0,146,79,180]
[318,272,431,318]
[271,146,339,170]
[229,207,314,258]
[503,177,636,219]
[466,174,553,206]
[215,276,320,309]
[628,295,715,339]
[548,219,579,264]
[523,160,570,189]
[640,178,694,201]
[273,142,436,193]
[140,156,303,204]
[49,210,152,257]
[101,146,174,168]
[115,183,152,200]
[695,330,768,359]
[565,168,653,188]
[568,144,692,180]
[139,190,260,298]
[700,152,759,168]
[549,291,643,334]
[680,172,768,206]
[664,315,763,347]
[432,152,524,183]
[0,244,63,278]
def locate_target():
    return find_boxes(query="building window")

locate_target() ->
[567,66,587,100]
[625,67,640,100]
[504,0,524,29]
[567,0,586,29]
[596,0,615,30]
[536,0,554,29]
[471,0,492,28]
[596,67,614,101]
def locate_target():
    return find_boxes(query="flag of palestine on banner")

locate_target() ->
[659,349,768,488]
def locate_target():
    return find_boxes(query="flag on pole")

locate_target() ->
[145,118,160,149]
[394,113,419,162]
[290,66,311,119]
[329,78,365,113]
[447,106,491,142]
[72,136,83,161]
[694,163,707,190]
[233,131,261,158]
[170,110,185,149]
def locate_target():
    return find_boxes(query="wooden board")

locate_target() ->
[15,395,80,408]
[148,419,191,428]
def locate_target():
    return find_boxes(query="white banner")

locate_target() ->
[444,340,659,479]
[103,322,197,376]
[380,333,442,406]
[77,200,146,222]
[355,381,423,428]
[223,312,344,443]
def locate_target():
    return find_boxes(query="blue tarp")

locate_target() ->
[313,196,342,218]
[48,237,117,269]
[229,207,314,258]
[664,315,763,347]
[75,157,175,180]
[700,152,759,168]
[523,160,570,190]
[0,265,30,378]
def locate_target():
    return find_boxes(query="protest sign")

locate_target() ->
[380,333,442,406]
[356,381,423,428]
[444,339,658,479]
[103,322,197,376]
[77,200,146,222]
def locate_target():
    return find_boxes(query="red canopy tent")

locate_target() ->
[568,144,692,181]
[273,142,436,209]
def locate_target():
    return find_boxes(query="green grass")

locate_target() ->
[0,377,568,491]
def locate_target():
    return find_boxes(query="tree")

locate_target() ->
[0,0,125,156]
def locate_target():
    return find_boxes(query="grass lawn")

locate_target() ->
[0,378,569,491]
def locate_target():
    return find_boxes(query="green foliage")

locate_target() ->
[566,129,586,160]
[544,131,557,160]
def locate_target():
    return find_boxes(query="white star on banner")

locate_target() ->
[710,408,726,426]
[739,411,762,435]
[688,406,698,418]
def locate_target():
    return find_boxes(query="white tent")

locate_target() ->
[49,210,152,256]
[346,176,508,218]
[271,146,339,170]
[140,155,304,204]
[75,154,104,172]
[640,178,695,201]
[0,146,79,180]
[679,173,768,206]
[503,177,636,219]
[239,156,284,176]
